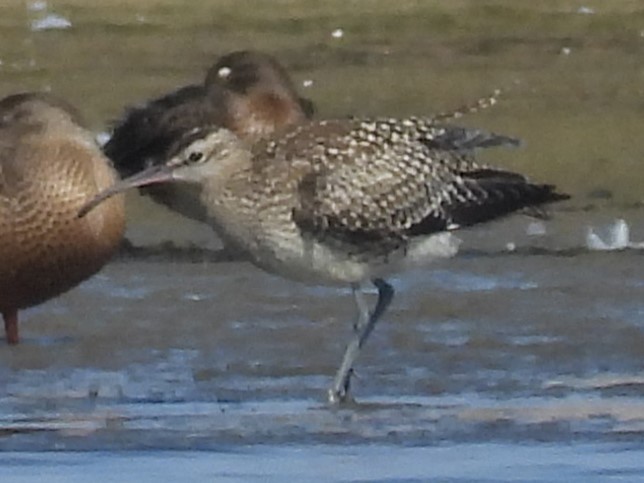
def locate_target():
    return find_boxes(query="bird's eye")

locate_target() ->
[188,151,203,163]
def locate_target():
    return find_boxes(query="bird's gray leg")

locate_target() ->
[328,278,394,404]
[352,284,370,333]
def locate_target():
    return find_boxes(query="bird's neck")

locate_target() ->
[197,146,260,251]
[200,143,253,203]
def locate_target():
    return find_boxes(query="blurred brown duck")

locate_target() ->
[0,92,125,345]
[103,50,314,223]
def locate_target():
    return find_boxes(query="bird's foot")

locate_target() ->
[327,369,356,405]
[327,387,356,405]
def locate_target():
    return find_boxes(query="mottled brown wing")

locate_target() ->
[290,119,466,248]
[290,118,566,249]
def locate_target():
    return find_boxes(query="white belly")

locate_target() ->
[249,229,462,286]
[205,194,461,286]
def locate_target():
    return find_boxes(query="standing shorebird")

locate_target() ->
[103,50,314,223]
[0,92,125,345]
[81,117,568,403]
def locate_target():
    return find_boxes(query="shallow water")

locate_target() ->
[2,1,644,481]
[3,443,644,483]
[2,215,644,480]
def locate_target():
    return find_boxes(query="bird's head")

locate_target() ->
[78,127,246,218]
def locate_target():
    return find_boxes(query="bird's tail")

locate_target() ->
[431,89,504,122]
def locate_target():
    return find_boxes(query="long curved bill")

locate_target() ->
[78,164,175,218]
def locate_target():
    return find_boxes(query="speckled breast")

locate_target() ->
[0,138,125,311]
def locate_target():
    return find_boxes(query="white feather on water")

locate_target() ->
[526,221,547,236]
[31,14,72,31]
[586,218,644,251]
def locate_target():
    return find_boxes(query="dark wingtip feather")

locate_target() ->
[407,170,569,238]
[447,171,569,228]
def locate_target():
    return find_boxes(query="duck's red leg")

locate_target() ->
[3,309,19,345]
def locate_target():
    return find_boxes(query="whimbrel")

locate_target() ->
[81,117,568,402]
[103,50,314,223]
[0,92,125,345]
